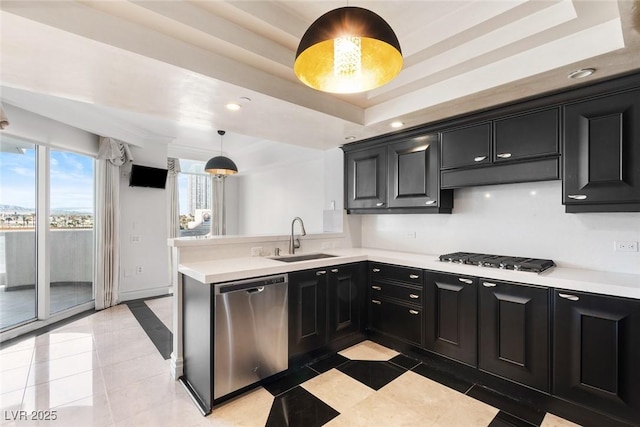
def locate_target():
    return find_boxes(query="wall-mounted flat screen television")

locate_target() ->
[129,164,168,189]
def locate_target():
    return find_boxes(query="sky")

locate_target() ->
[0,147,94,212]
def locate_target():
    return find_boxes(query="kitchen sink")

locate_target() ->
[270,253,337,263]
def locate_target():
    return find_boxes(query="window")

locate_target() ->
[178,159,211,237]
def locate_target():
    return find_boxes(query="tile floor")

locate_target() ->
[0,296,582,427]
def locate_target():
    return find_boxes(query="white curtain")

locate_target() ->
[94,137,133,310]
[167,158,180,287]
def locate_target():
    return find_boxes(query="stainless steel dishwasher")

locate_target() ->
[213,274,288,399]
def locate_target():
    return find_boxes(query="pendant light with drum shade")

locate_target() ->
[294,6,403,94]
[205,130,238,176]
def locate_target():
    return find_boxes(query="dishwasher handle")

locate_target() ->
[216,274,287,295]
[246,286,265,294]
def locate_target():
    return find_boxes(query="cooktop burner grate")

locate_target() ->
[438,252,555,273]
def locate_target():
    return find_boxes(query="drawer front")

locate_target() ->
[370,282,422,304]
[370,263,423,285]
[370,299,423,346]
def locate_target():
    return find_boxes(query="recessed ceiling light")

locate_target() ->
[390,121,404,128]
[568,68,595,79]
[344,135,356,141]
[226,103,242,111]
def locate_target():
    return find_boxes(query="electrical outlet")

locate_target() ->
[251,247,262,257]
[406,231,417,239]
[130,235,141,243]
[136,266,144,274]
[614,241,638,252]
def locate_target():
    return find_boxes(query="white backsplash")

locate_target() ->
[360,181,640,275]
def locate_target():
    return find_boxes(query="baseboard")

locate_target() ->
[118,286,172,302]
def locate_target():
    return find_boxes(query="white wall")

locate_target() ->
[118,144,170,300]
[361,180,640,275]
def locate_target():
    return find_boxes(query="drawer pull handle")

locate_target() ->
[567,194,587,200]
[559,293,579,301]
[458,278,473,284]
[316,270,327,276]
[331,269,339,273]
[372,268,381,273]
[371,285,382,290]
[482,282,497,287]
[425,200,436,205]
[409,294,419,299]
[376,202,385,207]
[497,153,512,159]
[409,274,420,279]
[474,156,487,162]
[372,299,382,305]
[409,310,419,315]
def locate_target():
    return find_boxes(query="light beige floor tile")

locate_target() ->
[0,366,30,395]
[26,351,100,387]
[0,349,33,372]
[324,392,425,427]
[301,368,375,413]
[431,393,500,427]
[50,393,114,427]
[541,413,582,427]
[0,389,24,425]
[34,331,93,348]
[144,297,173,332]
[338,340,399,361]
[208,387,274,427]
[0,338,35,355]
[21,368,107,411]
[31,335,95,364]
[115,395,208,427]
[94,334,158,368]
[101,352,167,392]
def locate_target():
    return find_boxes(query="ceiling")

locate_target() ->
[1,0,639,161]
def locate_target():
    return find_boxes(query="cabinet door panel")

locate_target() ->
[554,290,640,424]
[289,270,327,357]
[328,264,363,341]
[564,89,640,206]
[388,134,439,207]
[346,147,387,209]
[425,272,477,366]
[479,281,549,392]
[494,108,559,162]
[441,123,491,169]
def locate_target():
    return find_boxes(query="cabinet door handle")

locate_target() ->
[331,269,339,273]
[371,299,382,305]
[316,270,327,276]
[408,310,419,315]
[409,294,419,299]
[371,285,382,290]
[559,293,580,301]
[496,153,512,159]
[567,194,587,200]
[425,200,436,205]
[372,268,380,273]
[409,274,420,279]
[474,156,487,162]
[376,202,385,207]
[482,282,497,287]
[458,278,473,284]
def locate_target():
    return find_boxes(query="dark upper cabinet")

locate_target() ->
[327,263,365,342]
[553,290,640,425]
[563,88,640,212]
[478,279,549,392]
[288,268,328,358]
[388,134,441,208]
[345,146,387,209]
[441,122,492,169]
[424,271,477,366]
[494,108,559,162]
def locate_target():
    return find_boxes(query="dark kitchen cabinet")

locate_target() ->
[368,263,424,346]
[327,263,365,342]
[494,108,559,162]
[345,146,387,209]
[553,290,640,424]
[288,268,328,358]
[563,88,640,212]
[441,122,491,169]
[478,279,549,392]
[424,271,477,366]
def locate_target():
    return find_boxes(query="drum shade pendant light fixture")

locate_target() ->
[205,130,238,176]
[294,6,402,94]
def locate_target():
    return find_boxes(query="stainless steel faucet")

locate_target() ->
[289,217,306,254]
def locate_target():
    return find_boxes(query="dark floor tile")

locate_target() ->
[265,386,339,427]
[126,300,172,359]
[412,362,474,394]
[309,353,350,374]
[263,367,318,396]
[388,354,420,370]
[337,360,404,391]
[489,411,538,427]
[468,385,545,426]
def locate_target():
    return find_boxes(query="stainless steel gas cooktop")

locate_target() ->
[438,252,555,273]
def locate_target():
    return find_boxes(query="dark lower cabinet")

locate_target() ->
[327,263,365,342]
[424,271,477,366]
[553,289,640,424]
[370,298,423,346]
[288,268,328,358]
[478,279,549,392]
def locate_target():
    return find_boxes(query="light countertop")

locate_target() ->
[178,248,640,299]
